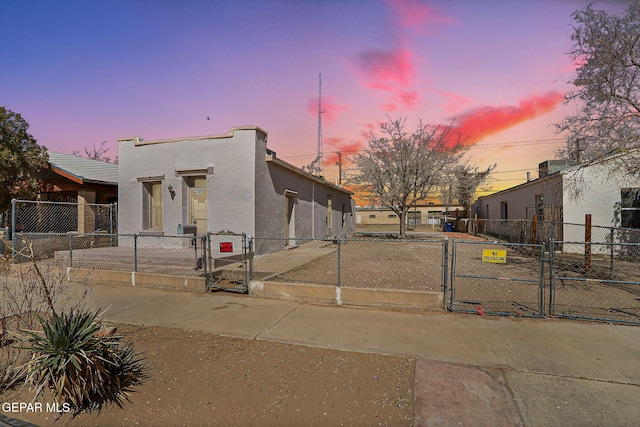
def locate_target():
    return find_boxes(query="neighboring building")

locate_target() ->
[38,152,118,204]
[11,152,119,234]
[117,126,355,253]
[473,154,640,242]
[356,203,463,228]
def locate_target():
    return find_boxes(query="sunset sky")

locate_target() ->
[1,0,619,199]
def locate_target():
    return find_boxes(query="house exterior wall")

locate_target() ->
[118,127,258,237]
[356,205,462,227]
[118,126,355,255]
[254,154,354,254]
[562,165,640,242]
[473,175,563,221]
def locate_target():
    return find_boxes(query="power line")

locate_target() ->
[279,138,566,162]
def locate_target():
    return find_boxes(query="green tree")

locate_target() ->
[557,1,640,181]
[351,118,465,238]
[0,107,48,212]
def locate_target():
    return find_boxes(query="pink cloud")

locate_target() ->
[386,0,457,33]
[305,96,349,125]
[352,48,414,88]
[324,137,365,165]
[428,89,473,113]
[448,92,565,147]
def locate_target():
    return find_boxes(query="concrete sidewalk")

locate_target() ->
[67,283,640,426]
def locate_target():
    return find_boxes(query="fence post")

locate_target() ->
[585,214,592,274]
[442,238,449,309]
[242,233,248,293]
[548,240,555,315]
[248,237,254,281]
[531,214,538,256]
[609,227,614,280]
[134,234,138,272]
[11,198,16,258]
[337,237,342,287]
[201,236,208,286]
[449,240,456,310]
[69,233,73,267]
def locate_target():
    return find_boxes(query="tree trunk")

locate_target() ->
[398,207,409,239]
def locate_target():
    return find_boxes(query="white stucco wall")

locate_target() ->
[562,165,640,242]
[118,127,259,237]
[118,126,355,256]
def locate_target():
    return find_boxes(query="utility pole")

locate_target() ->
[336,151,342,186]
[317,73,325,177]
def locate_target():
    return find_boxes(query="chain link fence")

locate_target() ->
[250,236,447,291]
[10,232,250,293]
[10,199,117,237]
[469,218,640,247]
[549,241,640,324]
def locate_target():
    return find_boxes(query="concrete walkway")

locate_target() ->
[64,283,640,426]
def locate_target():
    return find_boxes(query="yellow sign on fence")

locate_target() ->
[482,249,507,264]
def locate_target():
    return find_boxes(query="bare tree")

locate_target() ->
[73,140,118,164]
[557,1,640,187]
[449,163,496,217]
[351,118,465,238]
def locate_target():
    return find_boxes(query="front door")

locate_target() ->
[189,177,208,234]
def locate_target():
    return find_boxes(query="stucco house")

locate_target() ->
[473,153,640,243]
[117,126,355,253]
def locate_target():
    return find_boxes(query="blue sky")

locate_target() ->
[2,0,614,194]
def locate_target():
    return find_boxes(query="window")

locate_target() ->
[621,189,640,228]
[327,197,333,228]
[388,214,395,218]
[500,202,508,220]
[341,203,346,226]
[369,214,376,219]
[144,182,163,230]
[536,194,544,221]
[407,211,421,225]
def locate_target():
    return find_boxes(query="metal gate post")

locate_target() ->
[538,243,545,317]
[248,236,254,281]
[442,238,449,310]
[242,233,248,293]
[548,240,555,315]
[134,234,138,272]
[449,240,457,310]
[11,199,16,257]
[69,233,73,267]
[442,238,449,293]
[206,232,213,275]
[201,236,208,290]
[337,237,342,287]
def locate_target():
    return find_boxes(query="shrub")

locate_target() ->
[19,309,147,416]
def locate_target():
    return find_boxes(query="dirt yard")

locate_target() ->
[1,324,415,427]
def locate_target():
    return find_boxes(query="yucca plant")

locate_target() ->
[19,309,147,416]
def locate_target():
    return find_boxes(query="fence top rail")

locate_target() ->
[17,231,207,240]
[13,199,115,208]
[452,239,544,248]
[250,236,446,243]
[551,240,640,247]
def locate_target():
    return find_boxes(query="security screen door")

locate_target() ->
[189,177,208,234]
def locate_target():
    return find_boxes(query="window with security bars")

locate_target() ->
[621,189,640,228]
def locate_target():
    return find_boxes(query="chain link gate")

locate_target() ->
[448,240,546,317]
[205,232,248,293]
[549,240,640,324]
